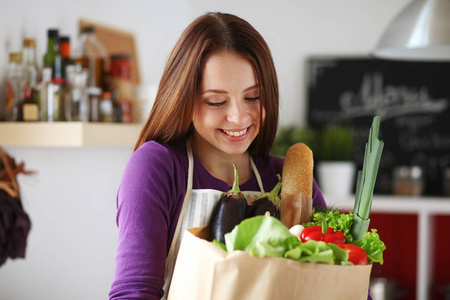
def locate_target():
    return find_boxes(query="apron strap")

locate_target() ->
[163,141,264,298]
[164,140,194,270]
[250,156,265,193]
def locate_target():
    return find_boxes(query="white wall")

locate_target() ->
[0,1,410,299]
[0,146,132,300]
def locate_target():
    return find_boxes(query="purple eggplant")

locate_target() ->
[209,164,248,243]
[247,175,281,219]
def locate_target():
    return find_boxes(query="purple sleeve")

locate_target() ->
[109,142,186,300]
[312,178,327,208]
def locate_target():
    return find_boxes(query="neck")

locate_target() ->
[189,136,253,186]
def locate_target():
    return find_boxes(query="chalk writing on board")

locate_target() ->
[307,56,450,195]
[311,71,449,121]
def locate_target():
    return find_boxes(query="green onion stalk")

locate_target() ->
[351,115,384,241]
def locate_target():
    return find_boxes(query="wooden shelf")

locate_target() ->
[0,122,143,147]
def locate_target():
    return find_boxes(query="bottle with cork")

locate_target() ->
[19,38,40,121]
[4,52,23,121]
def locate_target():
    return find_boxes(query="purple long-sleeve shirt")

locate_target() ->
[109,141,326,299]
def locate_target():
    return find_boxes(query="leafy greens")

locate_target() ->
[215,216,351,265]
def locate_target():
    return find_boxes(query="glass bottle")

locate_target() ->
[59,36,73,82]
[36,68,52,121]
[393,165,424,196]
[99,91,114,122]
[17,38,41,122]
[65,64,89,122]
[48,79,64,121]
[73,26,108,89]
[111,90,122,122]
[22,38,39,88]
[87,87,102,122]
[4,52,23,121]
[43,29,60,79]
[120,99,132,123]
[37,68,64,122]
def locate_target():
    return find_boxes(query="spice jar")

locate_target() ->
[393,165,424,196]
[110,54,131,79]
[99,91,114,122]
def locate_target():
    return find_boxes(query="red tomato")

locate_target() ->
[337,244,369,265]
[300,225,346,244]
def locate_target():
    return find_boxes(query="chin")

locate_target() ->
[222,143,251,156]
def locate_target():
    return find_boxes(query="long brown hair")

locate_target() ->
[134,12,279,155]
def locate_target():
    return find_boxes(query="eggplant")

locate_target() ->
[209,164,248,243]
[247,175,281,219]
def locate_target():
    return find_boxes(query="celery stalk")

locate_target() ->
[351,115,384,241]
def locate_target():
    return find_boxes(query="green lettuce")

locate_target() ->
[302,210,386,264]
[353,229,386,264]
[224,215,293,256]
[216,216,350,265]
[303,210,355,243]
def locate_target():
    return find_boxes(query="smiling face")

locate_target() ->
[192,51,265,158]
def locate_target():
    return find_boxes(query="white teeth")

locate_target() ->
[223,128,247,137]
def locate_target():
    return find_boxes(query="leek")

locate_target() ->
[351,115,384,241]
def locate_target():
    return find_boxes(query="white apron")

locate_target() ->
[162,141,265,299]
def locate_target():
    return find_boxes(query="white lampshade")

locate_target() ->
[373,0,450,61]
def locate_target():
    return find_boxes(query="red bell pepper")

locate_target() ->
[300,213,346,244]
[337,244,369,265]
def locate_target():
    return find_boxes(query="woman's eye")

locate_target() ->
[245,96,260,102]
[207,101,226,107]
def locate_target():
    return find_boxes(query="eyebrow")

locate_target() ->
[200,84,259,95]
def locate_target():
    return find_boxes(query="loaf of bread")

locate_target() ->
[280,143,314,228]
[281,143,313,197]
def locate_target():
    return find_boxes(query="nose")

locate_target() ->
[226,100,248,124]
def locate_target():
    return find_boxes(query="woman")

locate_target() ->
[109,12,326,300]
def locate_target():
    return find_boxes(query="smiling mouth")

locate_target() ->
[222,128,248,137]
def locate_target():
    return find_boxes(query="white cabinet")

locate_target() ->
[326,194,450,300]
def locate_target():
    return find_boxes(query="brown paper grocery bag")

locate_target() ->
[168,227,372,300]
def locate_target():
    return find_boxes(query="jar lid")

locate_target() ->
[23,38,36,47]
[48,29,59,38]
[87,86,103,96]
[9,52,22,63]
[59,36,70,43]
[410,166,423,179]
[394,165,423,179]
[394,166,410,179]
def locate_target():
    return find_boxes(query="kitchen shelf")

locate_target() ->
[0,122,143,147]
[325,194,450,214]
[325,194,450,300]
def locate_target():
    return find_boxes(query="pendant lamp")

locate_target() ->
[372,0,450,61]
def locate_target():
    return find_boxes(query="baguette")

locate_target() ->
[280,143,314,228]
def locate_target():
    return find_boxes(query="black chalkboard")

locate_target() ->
[306,56,450,196]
